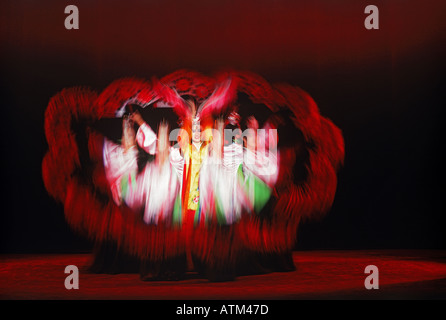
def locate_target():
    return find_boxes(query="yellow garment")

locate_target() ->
[184,143,208,211]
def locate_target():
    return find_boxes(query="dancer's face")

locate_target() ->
[186,98,201,143]
[192,123,201,143]
[122,117,135,147]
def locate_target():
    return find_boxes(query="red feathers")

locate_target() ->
[42,70,344,263]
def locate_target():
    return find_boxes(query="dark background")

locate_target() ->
[1,0,445,253]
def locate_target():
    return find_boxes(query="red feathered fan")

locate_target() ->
[42,69,344,280]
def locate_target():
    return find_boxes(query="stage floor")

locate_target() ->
[1,250,446,299]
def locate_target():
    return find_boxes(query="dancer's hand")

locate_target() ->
[246,116,258,151]
[215,117,225,133]
[158,121,169,151]
[157,121,169,165]
[212,118,224,158]
[121,114,136,151]
[246,116,259,130]
[130,110,145,126]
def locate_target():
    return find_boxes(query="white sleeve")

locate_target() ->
[169,147,184,178]
[136,122,157,155]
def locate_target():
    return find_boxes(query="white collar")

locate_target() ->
[193,141,202,150]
